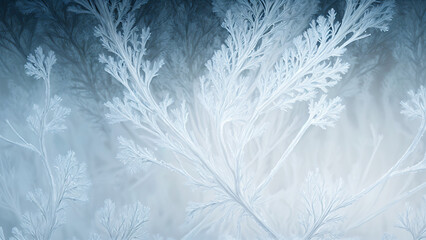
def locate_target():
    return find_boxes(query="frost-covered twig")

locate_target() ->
[256,96,344,194]
[299,171,350,240]
[0,47,89,240]
[73,0,394,238]
[238,0,392,194]
[397,196,426,240]
[90,199,150,240]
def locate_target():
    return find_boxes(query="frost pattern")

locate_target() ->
[309,96,345,130]
[70,0,400,238]
[0,47,90,239]
[90,199,150,240]
[397,197,426,240]
[298,170,349,240]
[401,85,426,120]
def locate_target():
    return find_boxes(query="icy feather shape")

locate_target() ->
[24,47,56,81]
[309,95,345,129]
[91,199,150,240]
[401,85,426,119]
[27,95,71,134]
[54,151,90,203]
[117,137,155,174]
[299,170,349,239]
[73,0,398,238]
[0,47,90,240]
[397,197,426,240]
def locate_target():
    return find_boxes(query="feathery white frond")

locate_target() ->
[93,199,150,240]
[309,95,345,129]
[397,197,426,240]
[401,85,426,119]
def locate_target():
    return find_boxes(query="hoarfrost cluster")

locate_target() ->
[0,0,425,239]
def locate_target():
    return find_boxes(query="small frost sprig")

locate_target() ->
[0,47,90,240]
[90,199,150,240]
[401,85,426,119]
[299,170,349,239]
[397,197,426,240]
[24,47,56,81]
[116,137,155,174]
[309,95,345,130]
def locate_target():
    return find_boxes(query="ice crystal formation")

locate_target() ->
[0,0,425,239]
